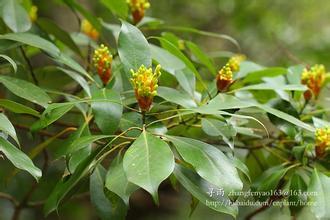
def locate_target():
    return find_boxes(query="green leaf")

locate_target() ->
[44,146,103,215]
[0,33,60,56]
[67,135,110,155]
[0,137,41,180]
[288,65,304,84]
[252,165,293,201]
[312,117,330,128]
[123,130,174,203]
[90,165,113,219]
[257,104,315,132]
[0,75,51,108]
[243,67,287,83]
[230,155,251,182]
[119,112,142,137]
[56,53,92,80]
[157,25,240,51]
[237,83,307,92]
[118,21,151,71]
[91,88,123,135]
[0,99,40,116]
[174,165,238,218]
[196,94,315,132]
[186,41,216,75]
[37,18,82,56]
[0,113,18,145]
[157,86,197,108]
[53,121,89,159]
[100,0,128,19]
[0,33,91,80]
[201,118,235,149]
[2,0,31,32]
[90,165,128,220]
[308,169,330,220]
[105,154,138,204]
[235,61,263,79]
[150,44,196,95]
[197,94,254,114]
[289,173,307,215]
[0,54,17,72]
[155,37,198,96]
[58,68,91,96]
[150,44,185,74]
[31,103,74,132]
[175,68,196,97]
[165,135,243,193]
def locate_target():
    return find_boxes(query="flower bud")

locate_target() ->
[130,64,161,112]
[216,64,233,92]
[301,64,326,100]
[29,5,38,22]
[93,44,113,86]
[127,0,150,24]
[216,55,245,92]
[315,127,330,158]
[81,19,99,40]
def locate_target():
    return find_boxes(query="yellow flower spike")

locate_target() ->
[81,19,100,40]
[127,0,150,24]
[228,54,246,72]
[315,127,330,158]
[92,44,113,86]
[216,64,233,92]
[216,55,245,92]
[301,64,326,100]
[29,5,38,22]
[130,64,161,112]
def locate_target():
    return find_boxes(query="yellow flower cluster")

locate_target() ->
[315,127,330,158]
[93,44,113,85]
[316,127,330,147]
[227,55,246,72]
[301,64,326,99]
[127,0,150,24]
[81,19,99,40]
[218,64,233,82]
[216,55,245,92]
[127,0,150,12]
[29,5,38,22]
[131,65,161,97]
[130,65,161,111]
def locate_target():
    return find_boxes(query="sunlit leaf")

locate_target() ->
[0,75,51,108]
[0,137,41,180]
[0,113,19,145]
[123,130,174,203]
[118,21,151,71]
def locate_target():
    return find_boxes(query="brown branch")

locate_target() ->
[14,124,69,139]
[0,192,19,207]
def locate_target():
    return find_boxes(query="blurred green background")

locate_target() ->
[36,0,330,68]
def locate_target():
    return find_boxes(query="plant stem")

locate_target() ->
[19,46,38,86]
[142,110,146,125]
